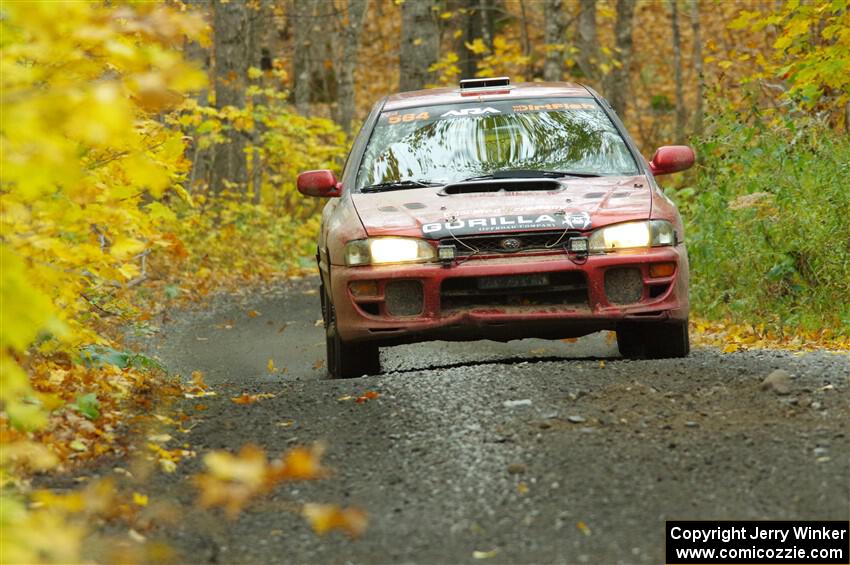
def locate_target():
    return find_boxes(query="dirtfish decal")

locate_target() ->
[421,212,592,238]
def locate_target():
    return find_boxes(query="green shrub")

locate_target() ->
[670,103,850,334]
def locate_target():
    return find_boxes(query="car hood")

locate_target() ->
[352,175,652,239]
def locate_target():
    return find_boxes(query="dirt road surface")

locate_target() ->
[91,278,850,563]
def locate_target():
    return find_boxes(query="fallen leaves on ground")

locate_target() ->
[355,391,380,404]
[302,503,368,537]
[337,390,381,404]
[231,392,276,405]
[194,443,331,519]
[184,371,216,398]
[691,318,849,353]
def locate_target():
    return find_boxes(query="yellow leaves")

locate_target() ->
[302,504,368,538]
[577,520,592,536]
[111,237,147,260]
[727,0,850,112]
[463,34,529,81]
[274,444,329,481]
[203,446,268,489]
[267,358,277,373]
[146,201,177,223]
[130,72,186,112]
[338,390,381,404]
[231,392,275,404]
[194,443,330,519]
[691,318,849,353]
[0,496,86,565]
[465,38,489,56]
[132,492,149,507]
[148,441,193,473]
[0,247,64,431]
[0,247,57,353]
[0,441,60,477]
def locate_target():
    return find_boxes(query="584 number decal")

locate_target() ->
[387,111,430,124]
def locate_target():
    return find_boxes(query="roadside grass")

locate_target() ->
[670,104,850,339]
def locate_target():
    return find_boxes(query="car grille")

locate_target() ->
[439,230,582,256]
[440,272,588,312]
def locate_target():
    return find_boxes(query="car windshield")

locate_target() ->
[356,97,639,191]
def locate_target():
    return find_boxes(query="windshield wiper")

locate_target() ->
[460,170,602,182]
[359,180,443,193]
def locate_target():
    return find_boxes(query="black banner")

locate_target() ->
[666,521,849,564]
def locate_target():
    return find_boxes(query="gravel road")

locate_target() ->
[111,277,849,563]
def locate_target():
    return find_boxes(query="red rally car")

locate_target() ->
[298,77,695,378]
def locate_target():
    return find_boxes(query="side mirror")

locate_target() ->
[297,170,342,197]
[648,146,695,176]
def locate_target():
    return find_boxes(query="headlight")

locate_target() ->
[345,238,436,266]
[588,220,676,252]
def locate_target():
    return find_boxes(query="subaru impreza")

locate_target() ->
[298,77,695,378]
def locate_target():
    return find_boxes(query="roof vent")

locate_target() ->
[459,77,511,90]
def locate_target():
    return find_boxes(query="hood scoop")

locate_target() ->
[442,178,562,195]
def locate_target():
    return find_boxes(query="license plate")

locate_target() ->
[477,274,550,290]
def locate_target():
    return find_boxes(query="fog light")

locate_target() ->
[569,237,589,253]
[649,262,676,277]
[349,280,378,297]
[385,280,423,316]
[605,268,643,305]
[438,244,456,262]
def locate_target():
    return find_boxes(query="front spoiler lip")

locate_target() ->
[330,246,689,344]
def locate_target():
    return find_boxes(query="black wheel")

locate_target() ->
[324,289,380,379]
[617,319,690,359]
[615,323,645,358]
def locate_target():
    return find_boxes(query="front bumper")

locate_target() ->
[330,246,689,345]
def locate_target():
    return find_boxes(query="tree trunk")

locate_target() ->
[604,0,636,118]
[690,0,704,136]
[479,0,493,51]
[576,0,598,80]
[543,0,566,82]
[671,0,686,144]
[212,0,254,198]
[336,0,369,133]
[292,0,315,114]
[518,0,532,79]
[400,0,440,91]
[250,5,271,205]
[182,2,211,196]
[454,0,483,78]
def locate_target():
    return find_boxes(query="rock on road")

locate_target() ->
[133,277,848,564]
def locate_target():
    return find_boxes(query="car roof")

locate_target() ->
[382,81,593,112]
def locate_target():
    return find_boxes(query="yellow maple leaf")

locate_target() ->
[133,492,149,507]
[111,237,146,259]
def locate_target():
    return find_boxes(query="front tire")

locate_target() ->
[616,319,690,359]
[324,289,380,379]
